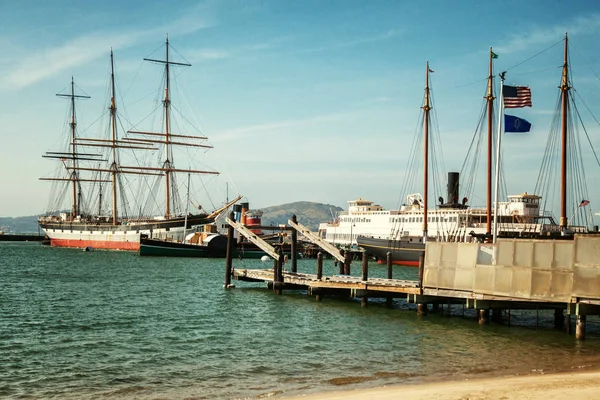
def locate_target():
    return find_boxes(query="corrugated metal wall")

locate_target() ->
[424,235,600,302]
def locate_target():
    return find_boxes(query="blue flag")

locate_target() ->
[504,114,531,133]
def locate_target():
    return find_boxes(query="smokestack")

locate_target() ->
[241,202,249,225]
[447,172,459,205]
[233,204,242,222]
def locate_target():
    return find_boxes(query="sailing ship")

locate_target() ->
[320,35,594,265]
[39,37,221,250]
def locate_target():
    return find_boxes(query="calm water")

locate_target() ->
[2,242,600,399]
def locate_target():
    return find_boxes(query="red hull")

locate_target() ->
[376,259,420,267]
[50,238,140,251]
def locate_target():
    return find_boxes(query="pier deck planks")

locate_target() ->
[232,268,421,294]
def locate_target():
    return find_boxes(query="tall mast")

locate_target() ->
[559,33,570,231]
[165,36,172,218]
[143,35,191,219]
[56,78,90,219]
[70,78,78,218]
[422,61,431,243]
[109,49,119,224]
[485,48,495,236]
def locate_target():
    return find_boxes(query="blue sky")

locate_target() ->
[1,0,600,222]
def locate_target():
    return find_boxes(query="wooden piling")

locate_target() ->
[316,252,323,280]
[554,308,564,330]
[224,211,234,288]
[275,247,284,295]
[361,252,368,282]
[431,303,439,313]
[386,252,392,279]
[291,214,298,273]
[478,309,489,325]
[386,297,393,308]
[576,315,586,340]
[339,249,345,275]
[344,251,351,275]
[418,255,424,287]
[417,303,427,316]
[491,309,503,323]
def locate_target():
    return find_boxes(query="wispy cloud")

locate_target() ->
[1,5,215,90]
[184,49,230,63]
[212,111,360,142]
[296,28,404,54]
[495,14,600,54]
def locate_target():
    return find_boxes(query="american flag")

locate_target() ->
[503,85,532,108]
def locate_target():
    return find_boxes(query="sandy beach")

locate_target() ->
[283,370,600,400]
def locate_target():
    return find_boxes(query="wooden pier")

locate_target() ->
[224,214,600,340]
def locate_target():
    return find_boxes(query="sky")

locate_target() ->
[1,0,600,223]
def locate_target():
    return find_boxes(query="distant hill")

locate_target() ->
[257,201,343,231]
[0,216,42,234]
[0,202,343,234]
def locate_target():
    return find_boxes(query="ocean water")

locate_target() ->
[2,242,600,399]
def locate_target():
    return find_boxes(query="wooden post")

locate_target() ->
[554,308,564,330]
[291,214,298,273]
[361,296,368,308]
[431,303,439,313]
[417,303,427,316]
[418,255,424,287]
[576,315,586,340]
[386,296,393,308]
[566,314,572,335]
[386,252,392,279]
[491,309,503,323]
[317,252,323,280]
[361,251,368,282]
[344,251,351,275]
[224,211,234,288]
[339,249,345,274]
[478,309,489,325]
[274,247,284,295]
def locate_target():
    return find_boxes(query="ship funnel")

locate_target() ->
[447,172,460,205]
[241,202,249,225]
[233,204,242,222]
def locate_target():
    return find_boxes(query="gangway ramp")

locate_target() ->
[226,217,279,260]
[287,219,345,263]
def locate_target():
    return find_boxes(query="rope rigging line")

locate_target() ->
[505,38,564,72]
[571,93,600,169]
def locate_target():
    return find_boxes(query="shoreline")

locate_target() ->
[281,368,600,400]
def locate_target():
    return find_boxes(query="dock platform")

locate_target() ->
[233,268,421,295]
[223,213,600,340]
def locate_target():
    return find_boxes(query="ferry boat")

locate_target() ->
[318,173,561,265]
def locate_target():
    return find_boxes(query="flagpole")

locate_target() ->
[492,72,506,263]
